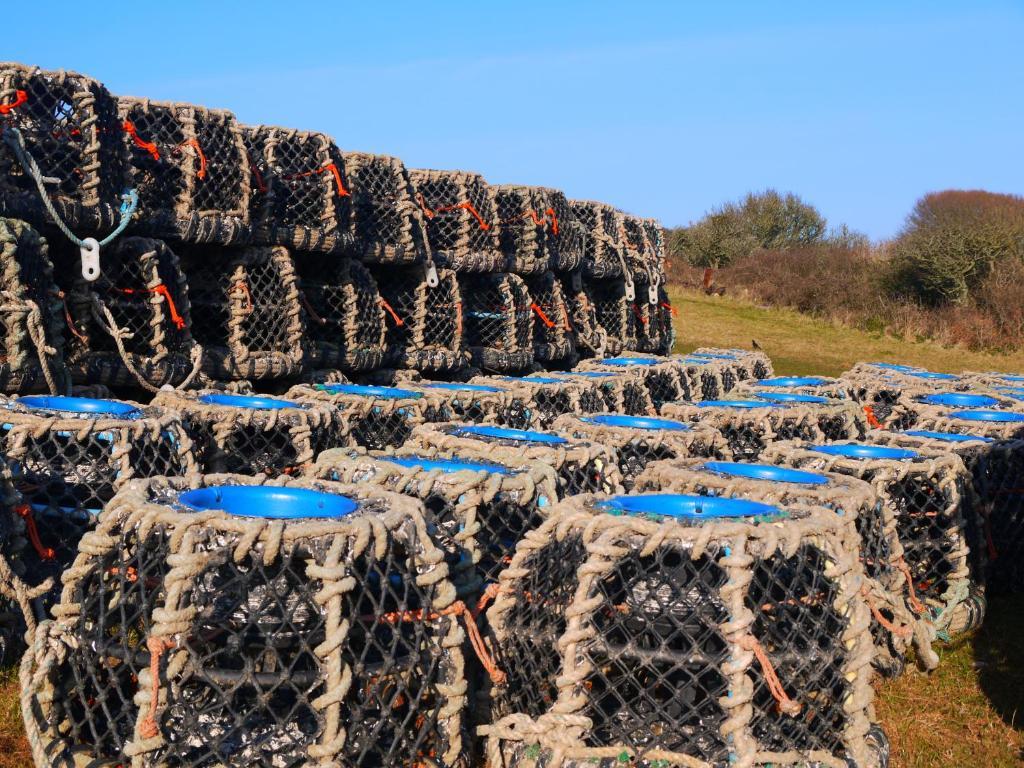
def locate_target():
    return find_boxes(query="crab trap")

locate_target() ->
[735,375,852,402]
[524,271,576,366]
[0,62,128,234]
[342,151,431,265]
[963,370,1024,390]
[374,263,466,374]
[409,168,504,273]
[310,448,560,593]
[524,370,654,417]
[909,407,1024,440]
[407,423,624,500]
[550,413,727,490]
[899,390,1024,428]
[0,217,67,394]
[118,97,250,244]
[571,200,627,279]
[0,460,40,664]
[692,347,775,381]
[579,355,688,411]
[241,125,350,252]
[0,394,194,611]
[582,277,638,355]
[667,354,752,402]
[413,380,533,429]
[633,458,926,675]
[21,475,473,768]
[288,381,451,450]
[493,185,582,275]
[151,390,346,476]
[559,274,608,359]
[482,493,883,768]
[479,374,606,429]
[459,272,535,372]
[763,440,981,643]
[662,397,865,462]
[295,253,386,372]
[179,243,304,381]
[53,235,202,391]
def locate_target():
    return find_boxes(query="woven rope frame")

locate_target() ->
[472,375,606,429]
[0,62,127,233]
[411,381,534,429]
[692,349,774,381]
[582,277,637,355]
[537,370,655,416]
[21,473,468,768]
[525,271,576,365]
[670,356,751,402]
[482,497,877,768]
[908,411,1024,440]
[559,275,608,359]
[460,273,535,373]
[571,200,627,280]
[579,355,689,411]
[733,377,852,403]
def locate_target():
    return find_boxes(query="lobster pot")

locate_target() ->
[579,355,688,411]
[407,423,624,499]
[0,395,194,613]
[180,244,304,381]
[296,254,386,371]
[54,236,201,390]
[492,185,555,275]
[669,354,751,401]
[551,413,726,489]
[652,284,675,356]
[537,187,583,273]
[572,200,626,278]
[151,390,346,476]
[662,398,865,462]
[534,370,654,416]
[634,458,926,674]
[910,407,1024,440]
[692,347,774,380]
[843,363,968,395]
[409,168,504,272]
[837,369,913,430]
[735,375,851,402]
[643,218,667,271]
[0,63,127,233]
[311,449,559,593]
[415,381,533,429]
[584,277,637,355]
[483,494,882,768]
[524,271,575,365]
[22,476,468,768]
[460,273,534,372]
[0,460,35,664]
[288,382,451,450]
[343,151,430,264]
[559,274,607,359]
[484,374,606,428]
[631,280,664,355]
[242,125,349,252]
[763,440,981,641]
[963,370,1024,390]
[118,98,249,243]
[899,390,1024,427]
[0,218,66,394]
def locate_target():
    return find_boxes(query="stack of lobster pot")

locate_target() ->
[621,213,671,355]
[763,439,984,646]
[482,492,886,768]
[22,475,472,768]
[569,200,625,358]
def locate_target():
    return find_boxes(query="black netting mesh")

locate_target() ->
[0,217,67,393]
[342,152,430,265]
[54,235,200,389]
[478,376,605,429]
[559,273,608,359]
[493,185,549,275]
[242,125,349,253]
[0,63,127,232]
[572,200,626,279]
[586,278,638,355]
[459,273,534,372]
[524,272,575,365]
[978,440,1024,593]
[297,254,386,372]
[119,98,249,244]
[374,264,466,373]
[179,244,304,380]
[693,348,774,382]
[409,169,504,273]
[414,381,533,430]
[535,187,583,274]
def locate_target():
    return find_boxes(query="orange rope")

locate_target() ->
[418,195,492,230]
[14,504,55,562]
[531,303,556,329]
[177,138,207,180]
[545,207,559,235]
[660,301,678,317]
[861,585,912,638]
[379,297,404,327]
[896,558,926,614]
[0,89,27,116]
[122,120,160,162]
[863,405,883,430]
[140,636,175,739]
[473,582,502,618]
[248,153,268,193]
[631,303,649,325]
[230,281,253,314]
[58,290,88,344]
[117,284,187,330]
[285,163,350,197]
[738,635,801,716]
[108,566,139,583]
[299,291,327,325]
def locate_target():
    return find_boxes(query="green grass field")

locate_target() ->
[1,289,1022,768]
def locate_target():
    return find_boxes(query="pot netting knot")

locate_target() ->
[0,394,195,614]
[342,151,430,265]
[662,399,865,462]
[482,494,880,768]
[407,422,624,500]
[373,263,467,373]
[460,273,535,373]
[476,374,606,429]
[287,381,452,450]
[632,457,922,676]
[762,439,979,652]
[571,200,628,280]
[692,348,774,381]
[413,380,534,430]
[0,217,67,394]
[551,414,728,491]
[525,271,576,366]
[409,168,504,273]
[118,98,249,244]
[0,62,128,234]
[53,235,202,391]
[151,389,347,477]
[583,278,638,355]
[296,254,386,372]
[21,475,470,768]
[179,243,304,381]
[241,125,350,253]
[579,355,689,412]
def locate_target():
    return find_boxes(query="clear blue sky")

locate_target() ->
[6,1,1022,240]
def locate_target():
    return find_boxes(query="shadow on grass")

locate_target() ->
[973,593,1024,738]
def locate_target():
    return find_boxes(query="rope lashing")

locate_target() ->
[58,290,89,344]
[14,504,56,561]
[895,558,927,614]
[860,585,913,639]
[140,635,176,739]
[284,162,350,197]
[545,206,558,235]
[122,120,160,161]
[863,405,883,430]
[230,280,253,314]
[379,297,404,327]
[736,634,802,716]
[116,284,187,330]
[0,89,28,115]
[2,126,138,281]
[531,302,556,329]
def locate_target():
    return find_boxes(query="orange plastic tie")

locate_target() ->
[177,138,207,180]
[416,193,436,219]
[285,163,350,197]
[863,405,883,430]
[108,566,139,583]
[122,120,160,162]
[14,504,55,562]
[531,302,556,329]
[473,582,502,618]
[545,207,559,235]
[739,634,801,716]
[432,201,491,231]
[140,636,175,739]
[632,303,649,325]
[379,297,404,327]
[0,89,27,116]
[660,301,678,317]
[58,290,88,344]
[118,284,187,330]
[896,559,927,614]
[525,209,547,227]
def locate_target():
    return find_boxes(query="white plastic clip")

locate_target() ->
[424,260,439,288]
[80,237,101,282]
[648,283,658,304]
[624,279,636,302]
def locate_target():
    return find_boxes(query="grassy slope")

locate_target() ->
[673,287,1024,767]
